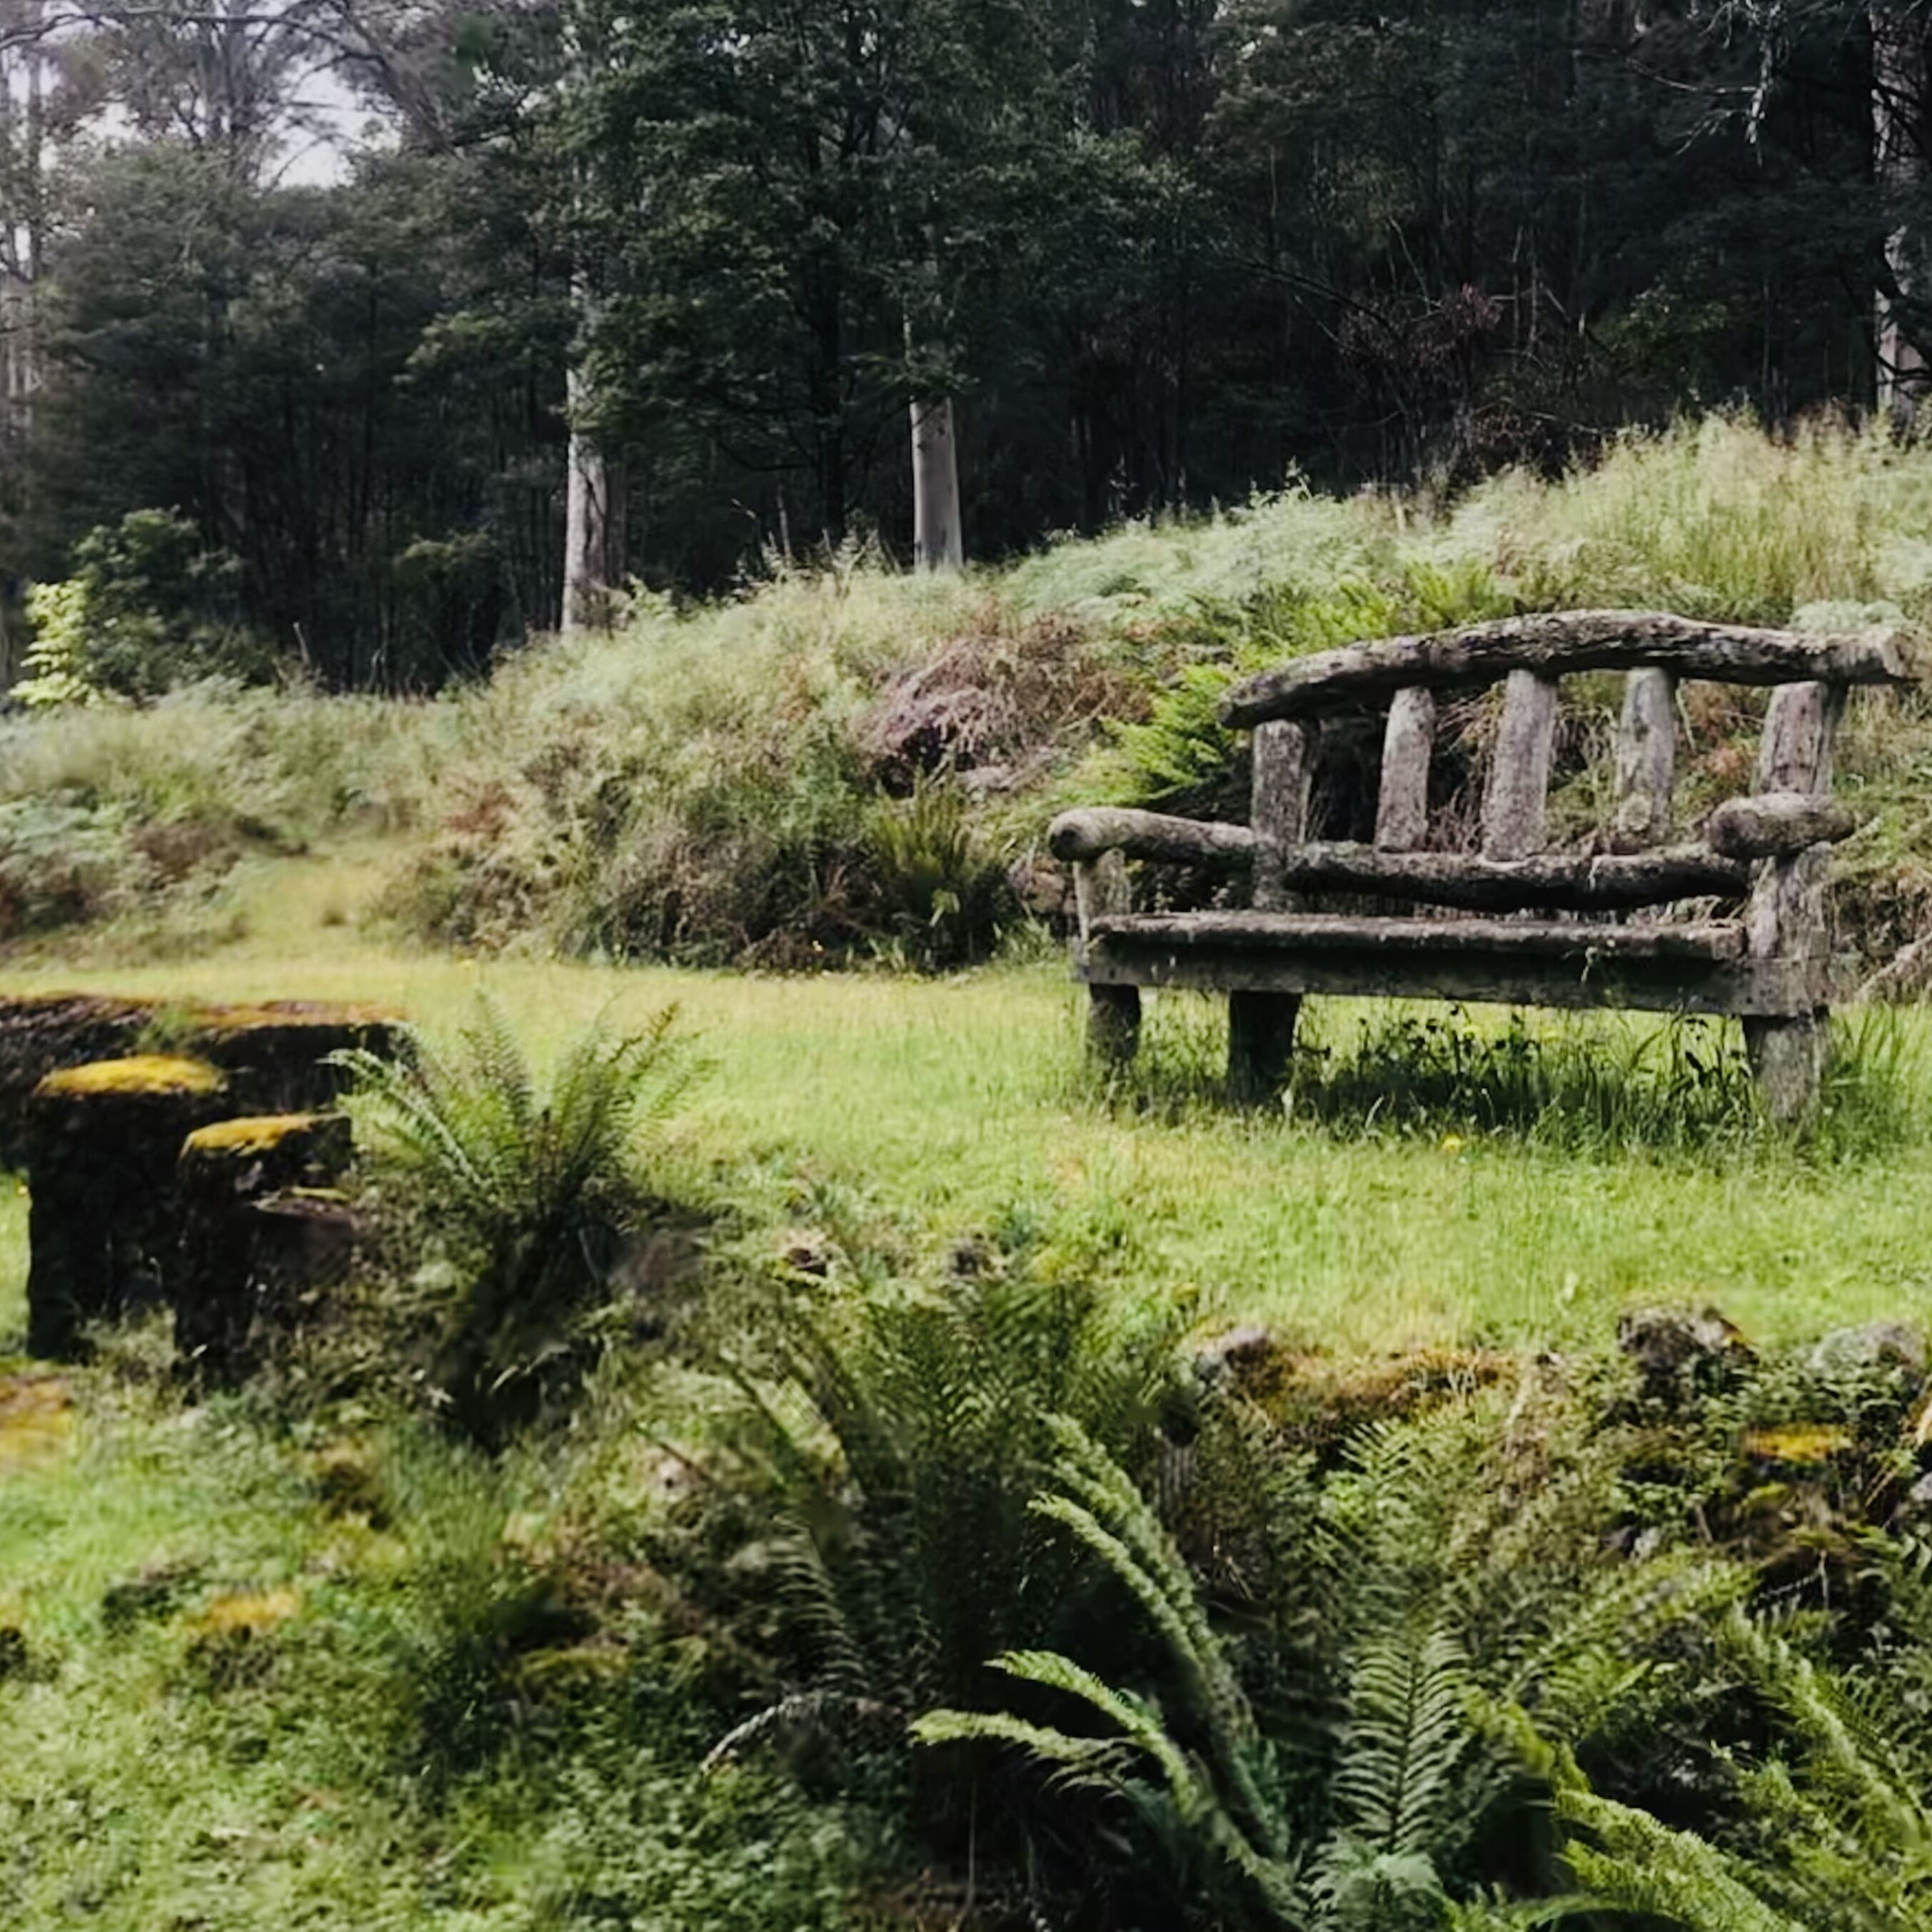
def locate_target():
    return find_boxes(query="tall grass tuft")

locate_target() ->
[1102,999,1923,1160]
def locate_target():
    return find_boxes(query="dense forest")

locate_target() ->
[4,0,1932,690]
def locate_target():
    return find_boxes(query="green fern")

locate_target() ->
[915,1417,1545,1929]
[330,995,695,1442]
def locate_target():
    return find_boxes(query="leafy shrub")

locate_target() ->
[14,508,276,707]
[0,794,154,939]
[899,1326,1932,1931]
[331,998,698,1444]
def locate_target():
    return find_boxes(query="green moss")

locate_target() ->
[181,1112,324,1157]
[36,1055,225,1099]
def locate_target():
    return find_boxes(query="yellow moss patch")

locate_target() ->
[1741,1424,1853,1465]
[194,1586,302,1636]
[36,1055,226,1098]
[183,1112,324,1157]
[0,1373,70,1474]
[186,1000,399,1037]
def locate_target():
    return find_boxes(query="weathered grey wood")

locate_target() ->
[1742,1016,1826,1122]
[1077,935,1818,1018]
[1073,847,1131,941]
[1075,848,1139,1067]
[1481,670,1561,860]
[1090,910,1747,962]
[1228,990,1300,1100]
[1250,719,1311,912]
[1274,840,1745,910]
[1048,807,1256,867]
[1220,610,1908,725]
[1086,984,1142,1069]
[1614,668,1677,847]
[1741,680,1845,1120]
[1374,686,1437,851]
[1706,791,1857,861]
[1227,721,1311,1091]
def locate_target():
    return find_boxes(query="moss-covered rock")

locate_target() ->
[37,1055,226,1097]
[0,994,403,1169]
[186,1002,401,1114]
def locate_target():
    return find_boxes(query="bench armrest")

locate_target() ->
[1048,807,1257,867]
[1705,791,1858,861]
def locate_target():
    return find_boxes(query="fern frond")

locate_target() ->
[1556,1788,1804,1932]
[1330,1621,1491,1864]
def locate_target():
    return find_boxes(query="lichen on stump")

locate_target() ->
[25,1056,231,1359]
[176,1112,356,1379]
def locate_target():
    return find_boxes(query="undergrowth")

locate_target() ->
[11,414,1932,975]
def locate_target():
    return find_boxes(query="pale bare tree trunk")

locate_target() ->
[563,378,624,633]
[1,0,46,455]
[910,394,962,570]
[561,268,625,635]
[1873,6,1931,422]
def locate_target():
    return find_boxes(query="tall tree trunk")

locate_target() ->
[1873,6,1931,422]
[562,273,625,635]
[910,393,962,570]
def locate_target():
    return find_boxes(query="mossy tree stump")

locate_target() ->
[25,1057,231,1359]
[0,995,151,1167]
[190,1004,403,1115]
[176,1113,356,1379]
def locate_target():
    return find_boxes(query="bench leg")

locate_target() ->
[1086,985,1142,1071]
[1743,1013,1826,1124]
[1229,990,1302,1102]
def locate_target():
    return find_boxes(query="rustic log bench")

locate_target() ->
[1047,610,1913,1120]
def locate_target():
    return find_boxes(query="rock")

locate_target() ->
[1808,1321,1927,1389]
[776,1230,830,1277]
[0,992,402,1168]
[1007,857,1073,922]
[24,1057,231,1360]
[1193,1324,1277,1384]
[1616,1304,1756,1403]
[176,1113,357,1380]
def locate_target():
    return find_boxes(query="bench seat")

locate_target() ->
[1077,913,1821,1017]
[1052,610,1915,1115]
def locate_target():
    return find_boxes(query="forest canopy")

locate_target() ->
[3,0,1931,690]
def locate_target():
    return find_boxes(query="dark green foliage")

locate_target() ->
[897,1329,1932,1928]
[860,778,1012,970]
[330,998,698,1444]
[697,1222,1189,1864]
[1096,562,1515,820]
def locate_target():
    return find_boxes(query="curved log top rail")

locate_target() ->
[1219,609,1910,726]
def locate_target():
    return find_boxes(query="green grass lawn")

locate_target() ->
[5,861,1932,1928]
[5,850,1930,1358]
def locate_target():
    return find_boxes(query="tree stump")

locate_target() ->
[188,1003,403,1114]
[176,1113,356,1380]
[0,995,151,1167]
[25,1057,230,1359]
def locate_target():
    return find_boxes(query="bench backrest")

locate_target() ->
[1219,610,1908,896]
